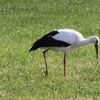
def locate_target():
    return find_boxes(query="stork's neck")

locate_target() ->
[79,37,93,46]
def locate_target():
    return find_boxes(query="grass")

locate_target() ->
[0,0,100,99]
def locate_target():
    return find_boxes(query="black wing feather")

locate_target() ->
[29,31,71,51]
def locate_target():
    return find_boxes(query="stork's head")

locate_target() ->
[90,36,99,61]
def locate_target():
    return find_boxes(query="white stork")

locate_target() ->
[29,29,99,77]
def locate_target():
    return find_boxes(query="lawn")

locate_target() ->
[0,0,100,100]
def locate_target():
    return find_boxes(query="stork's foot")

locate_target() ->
[44,70,48,76]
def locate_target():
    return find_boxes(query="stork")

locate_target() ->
[29,29,99,77]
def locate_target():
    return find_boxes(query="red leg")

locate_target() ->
[43,49,49,76]
[63,52,66,77]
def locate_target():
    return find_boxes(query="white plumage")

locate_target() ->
[29,29,99,77]
[53,29,84,44]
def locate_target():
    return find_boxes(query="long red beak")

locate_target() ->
[95,42,98,61]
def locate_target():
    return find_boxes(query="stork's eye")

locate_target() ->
[96,40,98,44]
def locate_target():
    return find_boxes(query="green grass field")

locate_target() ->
[0,0,100,99]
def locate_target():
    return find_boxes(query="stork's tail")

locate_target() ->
[29,46,36,52]
[29,39,42,52]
